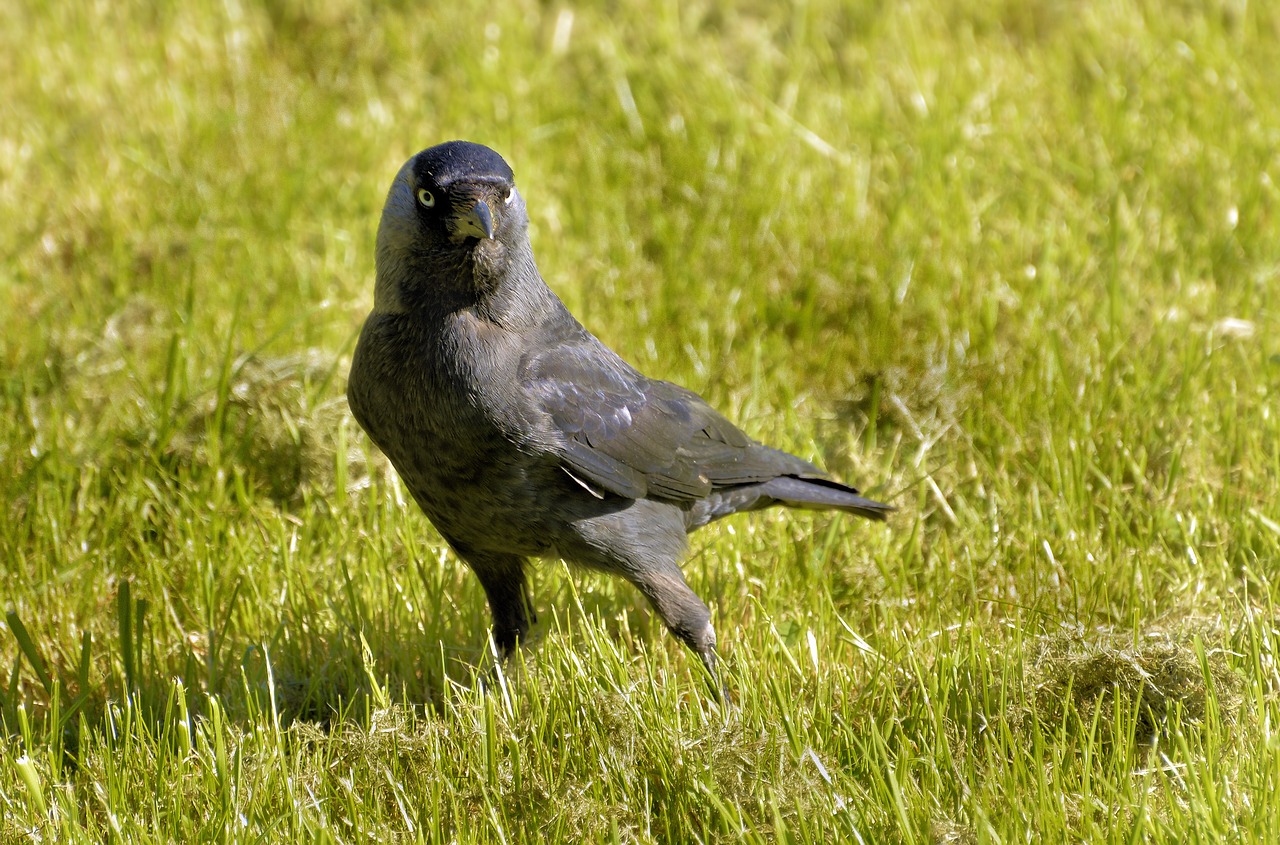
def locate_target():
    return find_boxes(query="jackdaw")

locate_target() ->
[347,140,892,687]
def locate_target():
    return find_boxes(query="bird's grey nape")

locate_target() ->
[371,166,426,315]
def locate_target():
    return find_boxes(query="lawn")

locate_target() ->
[2,0,1279,841]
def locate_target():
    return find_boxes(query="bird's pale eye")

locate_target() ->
[504,188,516,205]
[417,188,436,208]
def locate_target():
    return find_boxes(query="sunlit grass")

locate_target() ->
[3,0,1279,841]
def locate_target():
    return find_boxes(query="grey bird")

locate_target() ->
[347,140,892,688]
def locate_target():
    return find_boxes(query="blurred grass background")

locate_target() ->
[2,0,1279,841]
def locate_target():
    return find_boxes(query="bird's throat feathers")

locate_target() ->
[373,229,558,330]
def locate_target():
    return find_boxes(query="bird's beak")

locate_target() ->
[454,199,495,240]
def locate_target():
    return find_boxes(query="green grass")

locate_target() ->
[2,0,1279,840]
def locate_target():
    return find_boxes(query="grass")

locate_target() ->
[2,0,1279,840]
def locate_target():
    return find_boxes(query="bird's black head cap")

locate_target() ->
[413,141,514,189]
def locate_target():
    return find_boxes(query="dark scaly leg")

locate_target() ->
[458,549,534,660]
[566,500,731,699]
[625,566,729,701]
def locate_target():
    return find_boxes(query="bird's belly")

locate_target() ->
[356,382,573,559]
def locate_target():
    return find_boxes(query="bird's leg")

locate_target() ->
[461,551,533,661]
[693,635,731,704]
[626,567,729,700]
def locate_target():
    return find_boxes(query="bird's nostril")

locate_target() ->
[472,200,494,240]
[453,198,494,240]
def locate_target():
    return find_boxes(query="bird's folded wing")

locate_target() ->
[521,340,825,502]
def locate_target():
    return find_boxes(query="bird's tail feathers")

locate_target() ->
[761,475,894,521]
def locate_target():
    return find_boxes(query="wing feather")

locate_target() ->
[521,335,825,502]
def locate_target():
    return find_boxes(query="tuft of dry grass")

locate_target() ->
[1024,622,1243,745]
